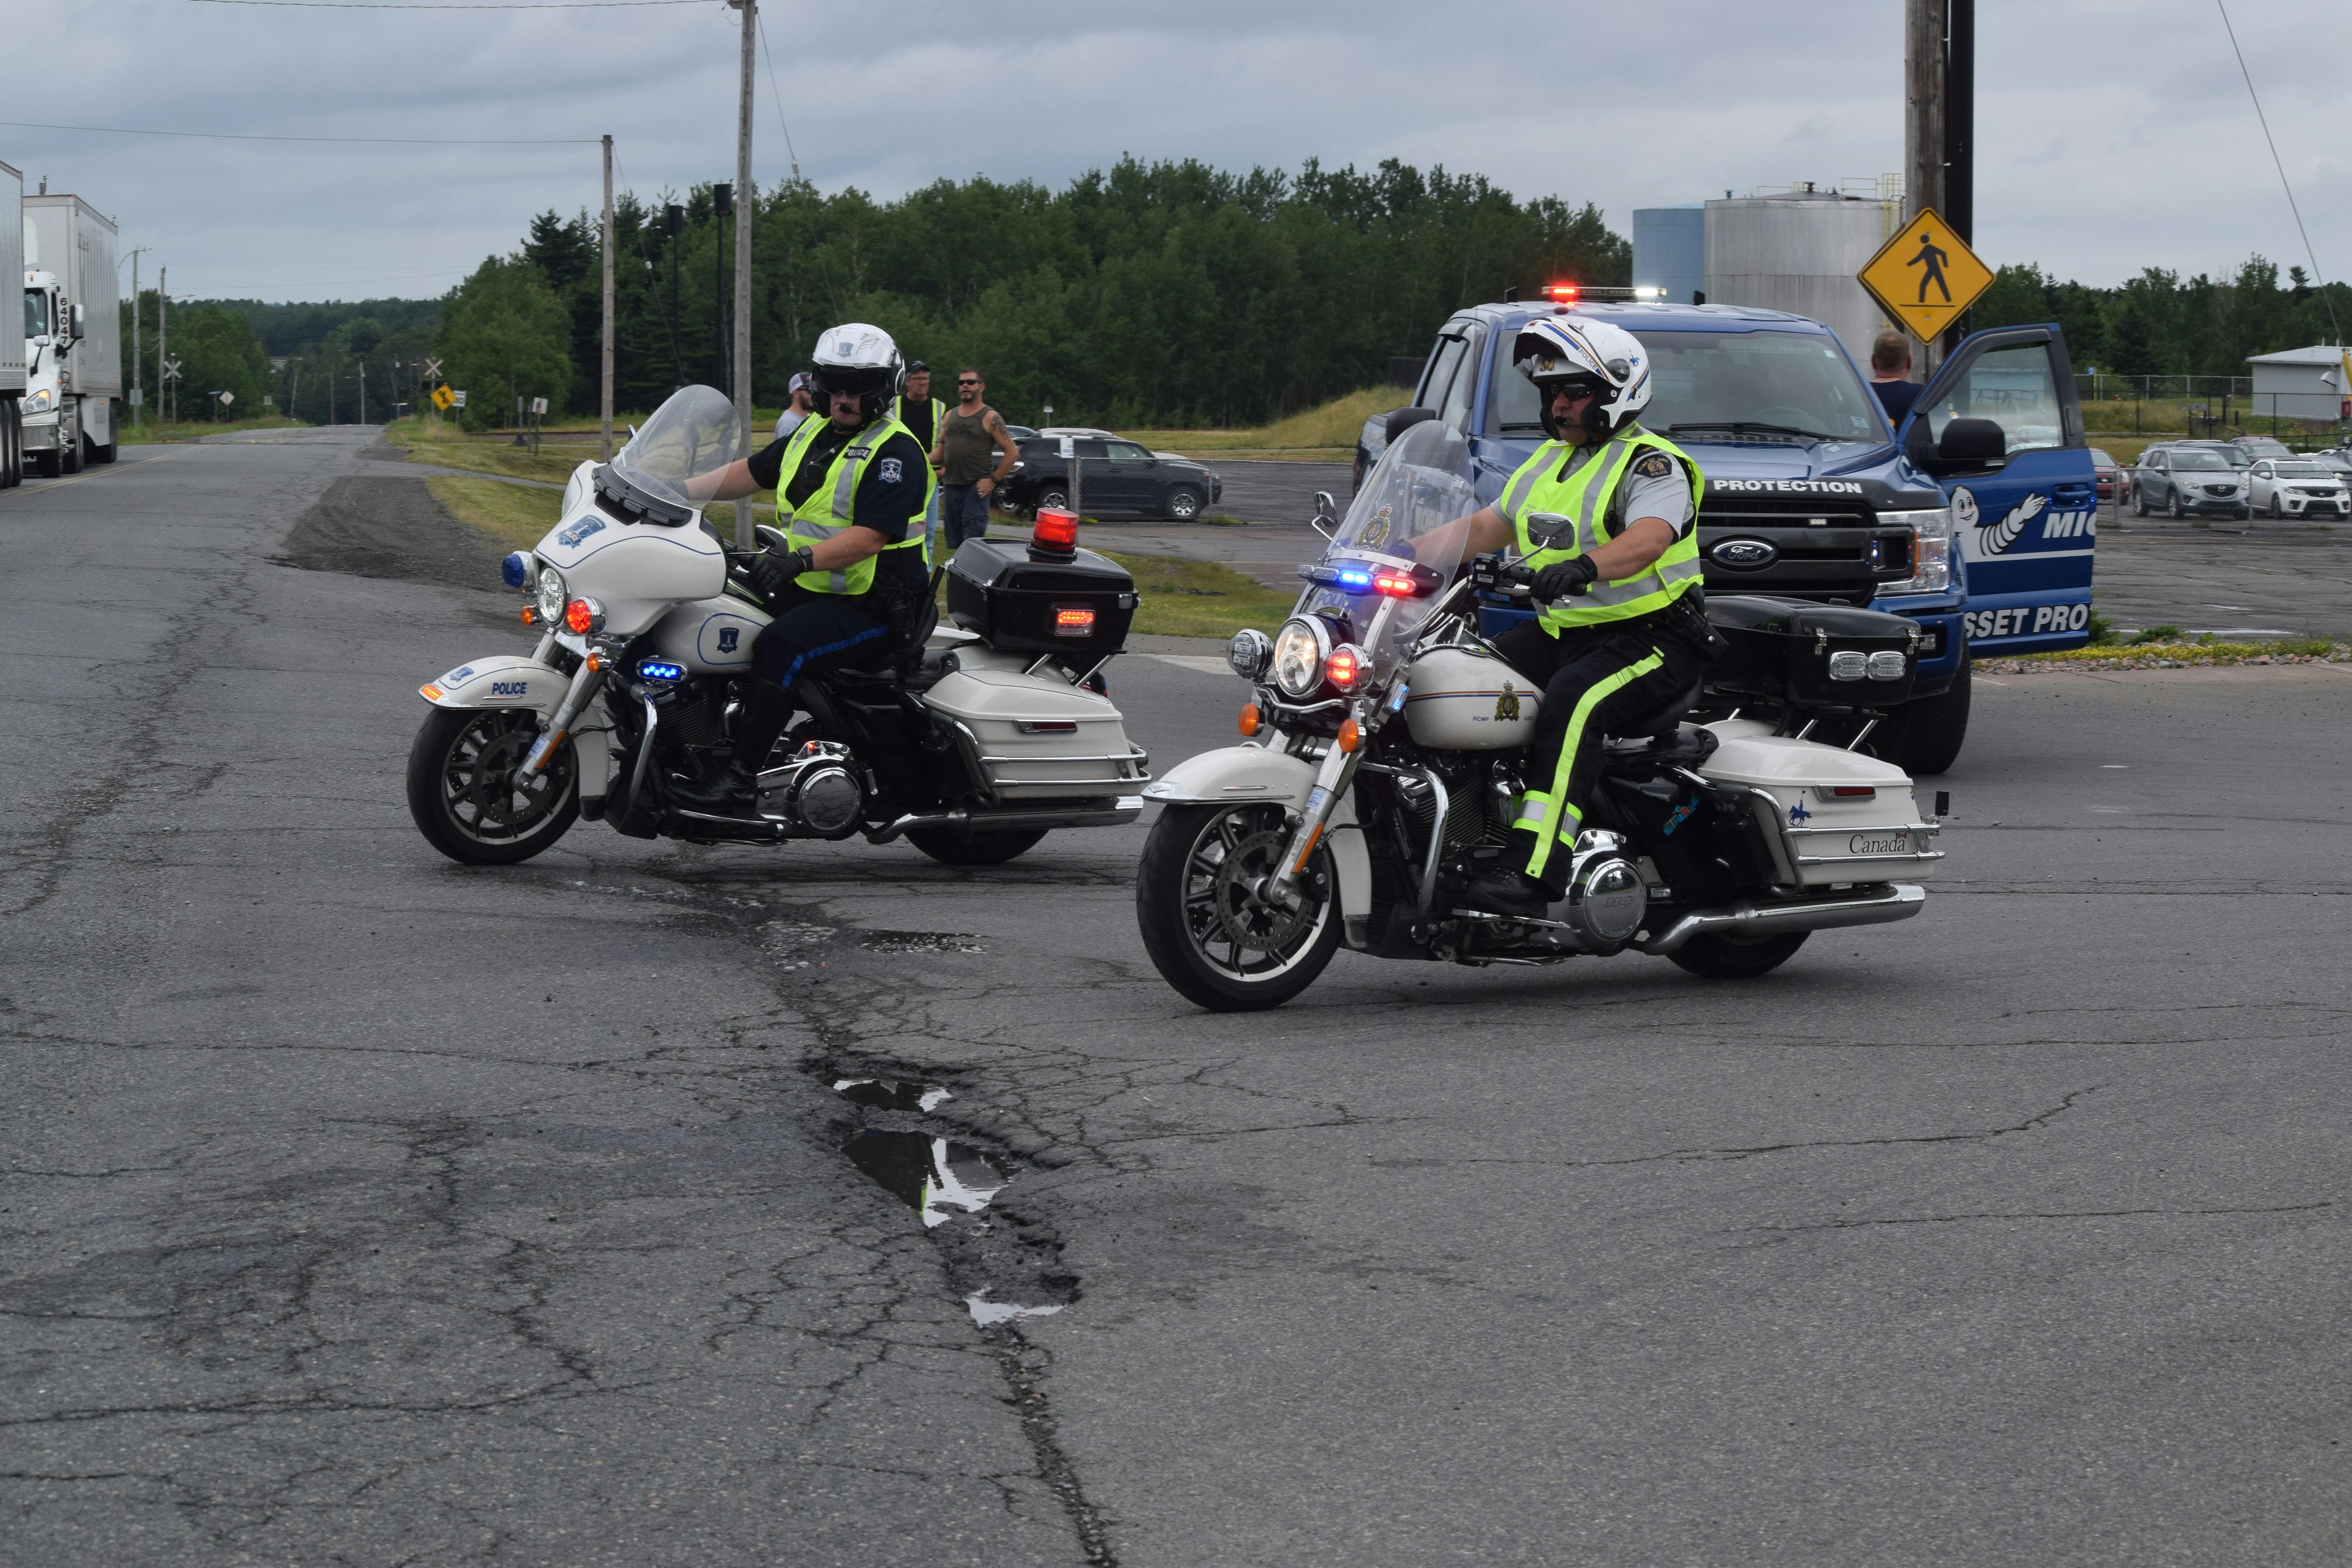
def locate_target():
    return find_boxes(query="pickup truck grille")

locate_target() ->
[1696,503,1916,603]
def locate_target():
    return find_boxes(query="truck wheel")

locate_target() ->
[91,433,116,466]
[60,431,83,475]
[1888,660,1971,776]
[1668,931,1808,979]
[1163,485,1205,522]
[1035,486,1070,513]
[1,405,17,487]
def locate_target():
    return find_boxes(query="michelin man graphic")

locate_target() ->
[1951,485,2046,556]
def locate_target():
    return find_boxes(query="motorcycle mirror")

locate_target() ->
[1310,490,1337,539]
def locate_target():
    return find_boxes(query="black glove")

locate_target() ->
[747,545,813,601]
[1530,556,1599,600]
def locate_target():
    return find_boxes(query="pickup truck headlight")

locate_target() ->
[1877,506,1951,595]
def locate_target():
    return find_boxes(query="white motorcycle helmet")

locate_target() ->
[809,321,904,422]
[1514,316,1651,439]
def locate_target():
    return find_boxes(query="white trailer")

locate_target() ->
[0,160,23,487]
[23,191,121,474]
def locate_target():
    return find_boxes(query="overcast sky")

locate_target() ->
[8,0,2345,303]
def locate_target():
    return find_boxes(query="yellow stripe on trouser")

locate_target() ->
[1511,649,1665,880]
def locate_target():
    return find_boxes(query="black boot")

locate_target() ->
[1460,829,1558,915]
[670,682,793,818]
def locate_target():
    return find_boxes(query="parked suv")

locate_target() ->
[2132,445,2249,517]
[1003,437,1223,521]
[2246,456,2351,518]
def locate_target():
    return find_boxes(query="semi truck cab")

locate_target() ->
[1372,299,2097,772]
[21,272,83,474]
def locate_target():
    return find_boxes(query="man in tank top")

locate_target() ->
[933,367,1021,555]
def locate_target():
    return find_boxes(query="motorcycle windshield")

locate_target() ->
[1297,419,1479,673]
[609,385,745,510]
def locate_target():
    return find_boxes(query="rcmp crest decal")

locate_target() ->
[1495,681,1521,722]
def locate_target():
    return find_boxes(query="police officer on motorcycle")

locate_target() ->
[673,321,932,818]
[1423,317,1714,914]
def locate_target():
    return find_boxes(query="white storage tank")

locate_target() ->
[1704,189,1899,366]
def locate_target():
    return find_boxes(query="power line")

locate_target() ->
[192,0,705,7]
[0,118,595,145]
[2214,0,2343,345]
[755,11,801,180]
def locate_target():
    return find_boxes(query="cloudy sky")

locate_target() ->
[8,0,2345,303]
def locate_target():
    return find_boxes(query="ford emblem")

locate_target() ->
[1710,537,1778,569]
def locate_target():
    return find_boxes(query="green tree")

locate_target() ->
[435,256,573,431]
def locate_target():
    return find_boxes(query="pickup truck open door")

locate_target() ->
[1900,325,2098,655]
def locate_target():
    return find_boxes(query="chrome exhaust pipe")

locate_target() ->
[865,797,1144,845]
[1635,882,1926,955]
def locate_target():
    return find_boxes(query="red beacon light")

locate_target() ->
[1324,643,1368,692]
[1543,283,1579,302]
[1372,570,1418,597]
[1030,507,1080,561]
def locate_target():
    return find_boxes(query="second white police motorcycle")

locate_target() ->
[1135,421,1943,1011]
[406,386,1148,867]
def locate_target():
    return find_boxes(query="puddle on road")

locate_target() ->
[860,930,988,955]
[966,1292,1065,1328]
[833,1078,953,1113]
[844,1131,1006,1227]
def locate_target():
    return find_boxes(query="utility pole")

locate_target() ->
[601,134,615,462]
[358,361,367,425]
[731,0,755,489]
[665,203,685,390]
[712,183,731,396]
[125,247,149,431]
[1904,0,1947,376]
[1941,0,1975,356]
[158,268,169,424]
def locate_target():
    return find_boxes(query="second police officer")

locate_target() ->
[675,321,932,818]
[1422,316,1716,915]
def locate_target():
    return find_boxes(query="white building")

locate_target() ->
[2244,345,2352,423]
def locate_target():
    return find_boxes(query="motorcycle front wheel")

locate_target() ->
[406,707,579,865]
[1136,802,1341,1012]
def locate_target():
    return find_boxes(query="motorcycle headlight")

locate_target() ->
[1878,507,1951,595]
[1227,628,1273,682]
[1271,617,1332,699]
[535,566,567,626]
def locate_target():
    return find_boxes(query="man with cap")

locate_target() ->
[773,372,817,441]
[894,362,946,561]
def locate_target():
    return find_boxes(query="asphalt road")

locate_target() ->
[5,429,2350,1565]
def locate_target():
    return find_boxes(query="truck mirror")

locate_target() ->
[1937,417,2006,467]
[70,303,86,341]
[1385,407,1438,440]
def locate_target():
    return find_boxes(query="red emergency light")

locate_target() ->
[1544,283,1579,301]
[1031,508,1080,559]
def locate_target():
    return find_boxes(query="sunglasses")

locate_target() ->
[957,378,981,386]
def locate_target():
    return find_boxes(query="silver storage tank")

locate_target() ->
[1703,191,1898,365]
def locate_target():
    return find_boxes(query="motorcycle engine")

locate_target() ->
[1565,831,1648,947]
[760,741,869,839]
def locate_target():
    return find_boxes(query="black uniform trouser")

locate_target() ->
[750,589,898,690]
[1490,602,1713,889]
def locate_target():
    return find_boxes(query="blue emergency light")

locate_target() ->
[501,552,531,589]
[636,660,685,682]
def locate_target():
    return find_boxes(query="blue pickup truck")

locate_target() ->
[1362,299,2098,772]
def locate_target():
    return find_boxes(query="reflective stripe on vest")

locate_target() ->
[777,414,927,595]
[1497,428,1706,633]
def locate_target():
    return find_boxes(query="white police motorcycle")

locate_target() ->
[1134,420,1943,1011]
[406,386,1148,867]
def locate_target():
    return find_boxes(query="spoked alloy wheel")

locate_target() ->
[1136,803,1342,1012]
[406,707,579,865]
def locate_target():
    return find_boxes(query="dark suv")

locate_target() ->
[1002,437,1222,521]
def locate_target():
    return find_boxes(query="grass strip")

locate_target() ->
[1993,637,2348,671]
[119,414,309,445]
[426,475,563,550]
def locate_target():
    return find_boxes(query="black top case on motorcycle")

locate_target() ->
[945,539,1139,657]
[1701,595,1922,710]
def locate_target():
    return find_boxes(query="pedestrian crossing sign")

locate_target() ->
[1857,209,1994,341]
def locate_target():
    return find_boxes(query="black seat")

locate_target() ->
[1603,674,1706,742]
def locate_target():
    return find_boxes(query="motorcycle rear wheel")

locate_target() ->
[407,706,579,865]
[906,826,1048,865]
[1667,930,1808,979]
[1136,802,1341,1012]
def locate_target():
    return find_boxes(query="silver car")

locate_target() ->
[2132,445,2249,519]
[2247,457,2351,519]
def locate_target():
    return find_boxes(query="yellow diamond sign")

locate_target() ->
[431,384,455,411]
[1857,209,1995,341]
